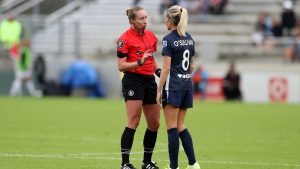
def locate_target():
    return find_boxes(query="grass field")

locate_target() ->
[0,97,300,169]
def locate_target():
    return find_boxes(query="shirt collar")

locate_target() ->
[129,26,145,36]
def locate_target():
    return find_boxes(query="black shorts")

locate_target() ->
[162,90,193,109]
[122,72,157,104]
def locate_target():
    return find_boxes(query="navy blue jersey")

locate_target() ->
[162,30,195,90]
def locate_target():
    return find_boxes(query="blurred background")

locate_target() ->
[0,0,299,103]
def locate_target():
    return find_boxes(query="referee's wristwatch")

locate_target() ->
[137,59,143,66]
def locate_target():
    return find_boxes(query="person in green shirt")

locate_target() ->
[9,39,42,97]
[0,13,22,51]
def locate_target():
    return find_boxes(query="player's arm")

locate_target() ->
[190,56,195,73]
[156,56,171,104]
[157,56,171,92]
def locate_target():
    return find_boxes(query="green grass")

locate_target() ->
[0,97,300,169]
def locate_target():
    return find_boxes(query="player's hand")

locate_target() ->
[156,90,162,105]
[141,49,153,64]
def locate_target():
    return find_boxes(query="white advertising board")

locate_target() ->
[242,72,300,103]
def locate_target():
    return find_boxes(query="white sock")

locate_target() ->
[26,81,42,97]
[10,78,22,96]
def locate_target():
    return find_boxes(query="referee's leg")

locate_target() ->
[142,104,160,164]
[121,100,143,166]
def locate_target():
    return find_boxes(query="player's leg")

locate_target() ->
[9,71,23,96]
[177,91,200,169]
[25,73,42,97]
[164,104,179,169]
[178,109,198,166]
[142,103,160,168]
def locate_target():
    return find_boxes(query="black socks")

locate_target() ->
[143,129,158,163]
[121,127,136,165]
[168,128,179,169]
[179,128,196,165]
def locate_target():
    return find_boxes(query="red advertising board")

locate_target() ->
[194,77,224,101]
[206,77,224,100]
[269,77,288,102]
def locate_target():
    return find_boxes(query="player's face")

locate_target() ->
[131,10,148,31]
[165,17,172,30]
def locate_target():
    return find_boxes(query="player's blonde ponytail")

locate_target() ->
[177,7,188,36]
[166,5,188,36]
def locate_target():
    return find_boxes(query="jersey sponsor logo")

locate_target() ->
[173,40,194,47]
[163,40,167,48]
[118,40,124,49]
[128,90,134,96]
[177,73,192,79]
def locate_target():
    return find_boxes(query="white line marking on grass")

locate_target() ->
[65,149,170,156]
[1,153,300,167]
[12,136,168,146]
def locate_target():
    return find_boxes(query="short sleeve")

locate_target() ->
[117,37,129,58]
[162,37,172,57]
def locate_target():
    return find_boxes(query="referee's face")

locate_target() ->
[132,10,148,31]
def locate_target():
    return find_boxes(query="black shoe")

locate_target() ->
[120,163,137,169]
[142,161,159,169]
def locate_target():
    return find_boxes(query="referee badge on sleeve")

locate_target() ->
[118,40,124,49]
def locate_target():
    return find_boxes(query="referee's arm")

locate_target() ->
[117,57,140,72]
[117,50,153,72]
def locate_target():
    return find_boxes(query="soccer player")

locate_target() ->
[156,5,200,169]
[116,6,161,169]
[9,39,42,97]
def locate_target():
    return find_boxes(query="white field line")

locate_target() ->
[11,136,168,147]
[0,152,300,167]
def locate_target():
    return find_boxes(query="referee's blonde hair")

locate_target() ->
[126,6,144,24]
[165,5,188,36]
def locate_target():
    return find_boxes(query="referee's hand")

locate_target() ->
[141,49,153,64]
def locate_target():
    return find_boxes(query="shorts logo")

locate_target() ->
[128,90,134,96]
[118,40,124,49]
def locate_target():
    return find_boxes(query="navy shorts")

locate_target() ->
[162,90,193,109]
[122,72,157,104]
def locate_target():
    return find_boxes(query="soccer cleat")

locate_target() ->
[120,163,137,169]
[142,161,159,169]
[186,162,200,169]
[163,164,179,169]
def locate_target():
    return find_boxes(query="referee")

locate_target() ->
[117,6,161,169]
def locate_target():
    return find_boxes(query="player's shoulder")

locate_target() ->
[186,32,195,41]
[163,31,175,41]
[185,32,193,39]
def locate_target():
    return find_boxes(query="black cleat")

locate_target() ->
[142,161,159,169]
[120,163,137,169]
